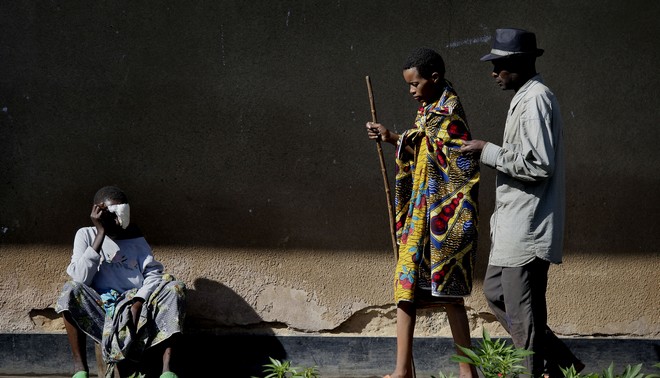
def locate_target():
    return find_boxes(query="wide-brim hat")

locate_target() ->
[480,28,544,61]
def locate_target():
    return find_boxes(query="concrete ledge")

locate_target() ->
[1,333,658,377]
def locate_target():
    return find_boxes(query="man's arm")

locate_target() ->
[461,96,556,182]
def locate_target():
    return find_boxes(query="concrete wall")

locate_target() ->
[1,1,658,339]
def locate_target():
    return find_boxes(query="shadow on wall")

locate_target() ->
[174,278,286,378]
[185,278,264,328]
[22,278,287,378]
[35,279,287,378]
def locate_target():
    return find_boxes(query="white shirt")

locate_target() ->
[66,227,164,299]
[480,74,565,267]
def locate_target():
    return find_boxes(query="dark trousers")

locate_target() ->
[484,258,581,377]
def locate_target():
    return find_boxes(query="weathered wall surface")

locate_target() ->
[1,1,659,338]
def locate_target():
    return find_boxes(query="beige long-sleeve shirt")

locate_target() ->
[480,75,565,267]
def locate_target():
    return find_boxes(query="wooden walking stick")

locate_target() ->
[365,76,398,261]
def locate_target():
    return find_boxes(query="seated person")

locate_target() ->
[56,186,185,378]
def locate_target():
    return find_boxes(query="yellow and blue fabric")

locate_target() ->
[393,81,480,303]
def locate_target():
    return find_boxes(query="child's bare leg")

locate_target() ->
[63,311,89,373]
[445,302,477,378]
[384,302,415,378]
[162,334,181,374]
[162,346,173,373]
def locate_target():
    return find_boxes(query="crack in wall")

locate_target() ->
[28,306,658,338]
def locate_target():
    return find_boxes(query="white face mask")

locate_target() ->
[106,203,130,229]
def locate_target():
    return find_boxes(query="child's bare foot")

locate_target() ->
[383,370,413,378]
[458,362,477,378]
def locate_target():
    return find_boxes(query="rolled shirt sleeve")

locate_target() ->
[480,91,556,182]
[480,142,501,169]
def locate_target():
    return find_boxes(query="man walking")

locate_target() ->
[460,28,583,377]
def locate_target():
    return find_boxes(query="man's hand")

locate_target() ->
[460,139,487,154]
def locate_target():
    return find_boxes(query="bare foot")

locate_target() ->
[383,371,413,378]
[458,362,477,378]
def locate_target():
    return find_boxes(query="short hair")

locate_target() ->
[403,47,446,79]
[93,186,128,204]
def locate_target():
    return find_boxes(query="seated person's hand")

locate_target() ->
[130,298,145,331]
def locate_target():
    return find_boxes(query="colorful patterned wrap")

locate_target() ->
[393,81,480,303]
[56,274,185,377]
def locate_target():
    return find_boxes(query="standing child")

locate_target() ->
[56,186,186,378]
[366,48,480,378]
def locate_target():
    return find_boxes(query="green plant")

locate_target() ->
[261,357,293,378]
[451,328,533,378]
[561,364,599,378]
[127,373,146,378]
[298,366,320,378]
[431,371,456,378]
[254,357,319,378]
[607,363,642,378]
[597,362,660,378]
[561,362,660,378]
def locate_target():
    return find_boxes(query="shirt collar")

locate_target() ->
[509,74,544,112]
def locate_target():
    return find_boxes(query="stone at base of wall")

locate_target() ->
[1,333,658,378]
